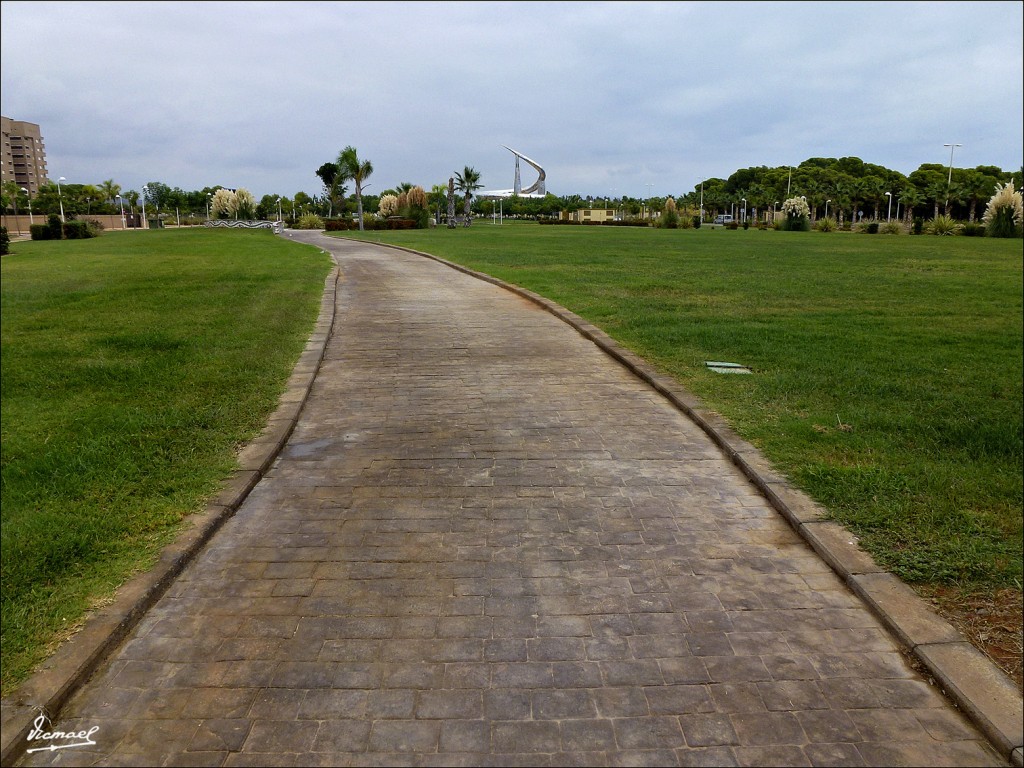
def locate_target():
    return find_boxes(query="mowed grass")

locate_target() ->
[339,224,1023,590]
[1,228,332,695]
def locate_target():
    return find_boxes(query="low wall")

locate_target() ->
[205,220,283,234]
[0,214,144,233]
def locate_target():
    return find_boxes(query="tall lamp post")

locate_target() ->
[57,176,66,223]
[741,198,746,224]
[943,142,961,210]
[21,187,33,226]
[276,196,282,222]
[885,192,892,222]
[141,185,148,229]
[116,194,126,229]
[824,199,831,220]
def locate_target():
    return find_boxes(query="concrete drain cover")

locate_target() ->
[706,361,752,374]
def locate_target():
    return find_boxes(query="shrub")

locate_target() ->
[982,181,1023,238]
[657,197,679,229]
[879,221,903,235]
[780,197,811,231]
[742,220,750,230]
[378,194,399,218]
[815,217,837,232]
[912,218,924,235]
[692,216,701,229]
[30,224,50,240]
[62,220,94,239]
[865,222,879,234]
[235,188,256,220]
[46,214,64,240]
[294,213,324,230]
[726,221,739,230]
[325,219,356,231]
[961,222,986,237]
[0,226,8,255]
[925,215,960,236]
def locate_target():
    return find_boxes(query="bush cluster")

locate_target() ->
[27,215,101,240]
[0,226,9,255]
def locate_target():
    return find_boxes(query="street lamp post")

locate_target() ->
[825,199,831,220]
[885,192,892,222]
[276,196,282,222]
[116,194,126,229]
[21,187,33,226]
[741,198,746,223]
[57,177,66,223]
[141,186,148,229]
[943,142,961,210]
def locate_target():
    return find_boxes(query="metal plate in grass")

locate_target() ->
[705,361,752,374]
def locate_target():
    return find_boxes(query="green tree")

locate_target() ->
[98,179,121,210]
[429,184,447,225]
[336,146,373,230]
[454,166,483,227]
[862,175,887,220]
[142,182,172,214]
[898,185,925,226]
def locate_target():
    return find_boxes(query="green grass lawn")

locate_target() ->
[1,228,332,695]
[338,223,1023,591]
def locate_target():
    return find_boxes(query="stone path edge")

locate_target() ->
[0,251,342,768]
[374,239,1023,767]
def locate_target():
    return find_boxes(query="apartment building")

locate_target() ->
[1,116,49,197]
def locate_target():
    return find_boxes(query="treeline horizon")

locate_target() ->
[3,156,1020,224]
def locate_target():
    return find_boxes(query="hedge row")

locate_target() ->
[324,218,419,231]
[539,219,649,227]
[29,215,103,240]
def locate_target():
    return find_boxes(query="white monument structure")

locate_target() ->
[478,146,547,199]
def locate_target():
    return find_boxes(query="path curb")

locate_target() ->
[0,252,340,768]
[380,240,1023,766]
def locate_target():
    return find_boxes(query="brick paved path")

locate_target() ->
[20,235,1003,766]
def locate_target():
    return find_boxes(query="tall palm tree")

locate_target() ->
[925,180,947,220]
[454,166,482,227]
[430,183,447,225]
[898,185,924,226]
[99,179,121,210]
[959,170,990,223]
[337,146,373,230]
[862,175,887,221]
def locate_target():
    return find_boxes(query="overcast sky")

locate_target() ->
[2,1,1021,201]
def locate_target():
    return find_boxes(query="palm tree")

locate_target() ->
[430,184,447,225]
[862,175,887,221]
[337,146,373,230]
[959,170,990,223]
[847,177,866,225]
[454,166,483,227]
[925,180,947,220]
[99,179,121,210]
[899,185,925,226]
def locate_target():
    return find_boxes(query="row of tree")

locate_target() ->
[3,156,1019,226]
